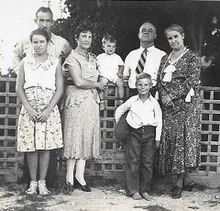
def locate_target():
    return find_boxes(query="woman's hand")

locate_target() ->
[162,94,173,107]
[37,108,52,122]
[27,108,39,123]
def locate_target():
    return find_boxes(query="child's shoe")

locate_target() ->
[99,100,106,111]
[118,99,124,106]
[38,180,51,196]
[116,97,124,107]
[26,180,37,195]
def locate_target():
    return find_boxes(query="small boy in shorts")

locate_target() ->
[97,35,124,109]
[115,73,162,201]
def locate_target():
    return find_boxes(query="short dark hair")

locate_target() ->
[30,28,50,42]
[35,7,53,19]
[136,72,152,83]
[74,23,93,39]
[102,34,117,45]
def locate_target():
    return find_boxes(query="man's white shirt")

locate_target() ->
[123,46,166,88]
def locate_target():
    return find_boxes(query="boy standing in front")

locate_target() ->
[115,73,162,200]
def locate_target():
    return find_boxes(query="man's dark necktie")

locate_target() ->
[136,49,148,74]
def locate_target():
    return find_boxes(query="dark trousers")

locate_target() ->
[125,126,156,195]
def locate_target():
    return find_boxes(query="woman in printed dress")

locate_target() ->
[16,28,64,195]
[157,24,201,199]
[61,23,105,194]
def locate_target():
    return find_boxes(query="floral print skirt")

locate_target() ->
[17,87,63,152]
[157,98,201,175]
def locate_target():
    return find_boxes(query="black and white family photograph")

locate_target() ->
[0,0,220,210]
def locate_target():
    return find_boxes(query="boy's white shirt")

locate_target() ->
[115,94,162,141]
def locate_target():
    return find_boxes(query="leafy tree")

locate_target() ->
[53,1,220,73]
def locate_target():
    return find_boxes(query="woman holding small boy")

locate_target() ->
[61,23,105,194]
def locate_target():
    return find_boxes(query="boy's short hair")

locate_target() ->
[102,34,117,46]
[136,73,152,83]
[30,28,50,42]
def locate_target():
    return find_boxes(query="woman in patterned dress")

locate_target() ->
[157,24,201,199]
[61,24,105,193]
[16,29,64,195]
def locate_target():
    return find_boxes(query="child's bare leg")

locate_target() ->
[39,150,50,180]
[27,151,38,181]
[38,150,51,195]
[115,78,124,105]
[26,151,38,194]
[99,77,108,110]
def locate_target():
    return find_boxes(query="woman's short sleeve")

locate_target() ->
[63,51,80,69]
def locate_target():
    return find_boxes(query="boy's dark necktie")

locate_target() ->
[136,49,148,74]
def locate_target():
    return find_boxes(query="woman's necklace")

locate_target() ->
[160,47,189,85]
[169,47,188,64]
[75,49,88,57]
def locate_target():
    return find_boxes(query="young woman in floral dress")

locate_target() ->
[16,28,64,195]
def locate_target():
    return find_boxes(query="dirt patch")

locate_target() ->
[0,177,220,211]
